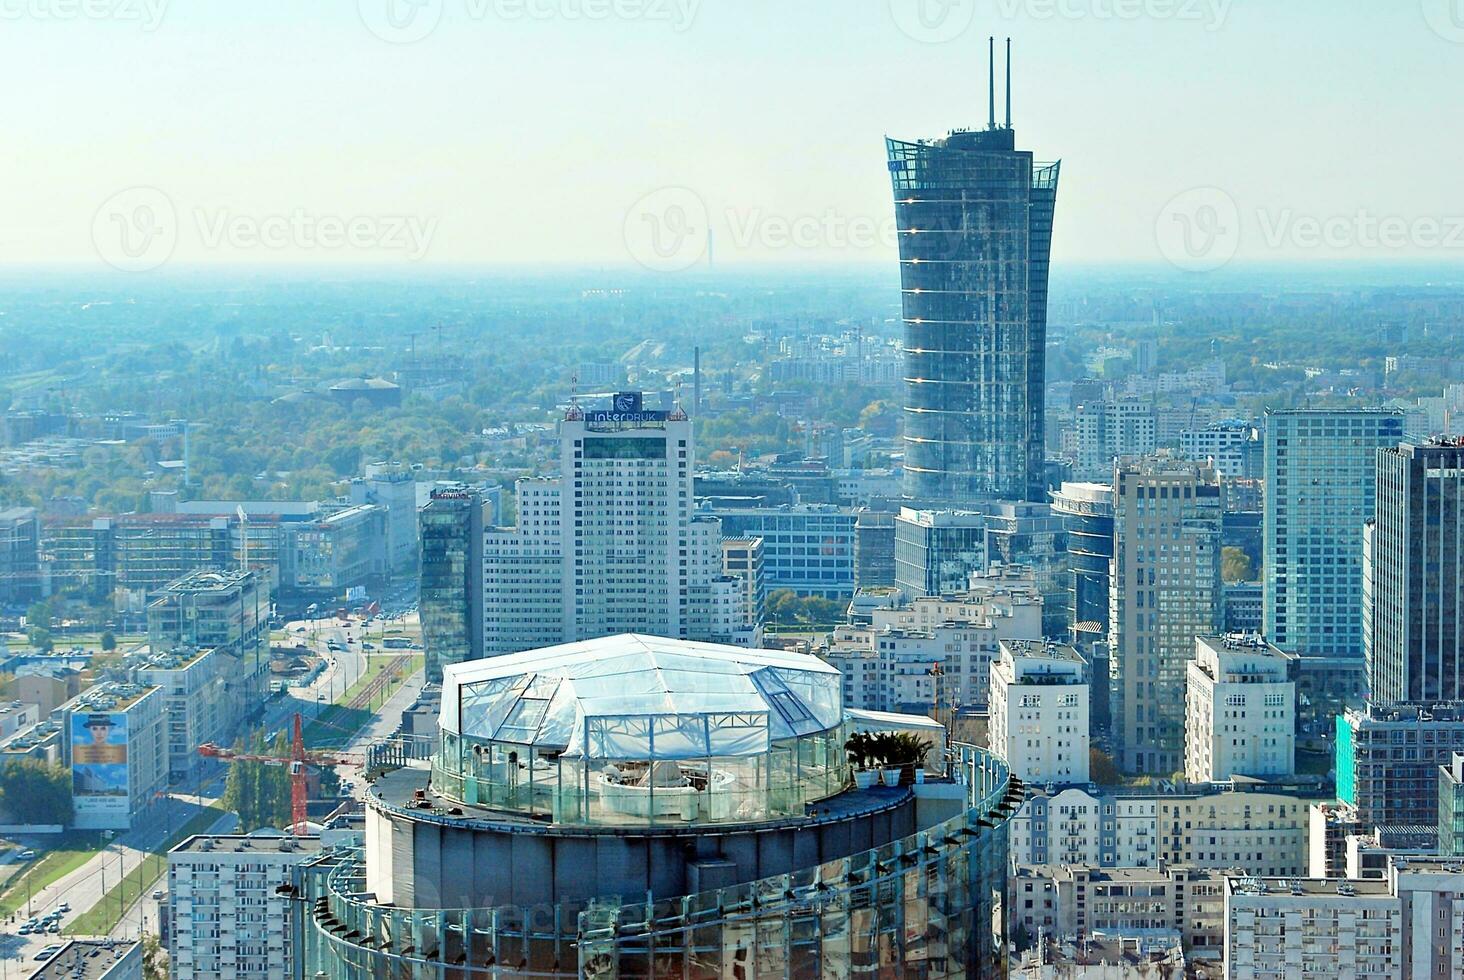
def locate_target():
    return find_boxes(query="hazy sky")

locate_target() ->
[4,0,1462,272]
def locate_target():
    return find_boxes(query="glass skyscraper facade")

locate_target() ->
[1264,409,1404,658]
[887,126,1059,506]
[419,485,486,682]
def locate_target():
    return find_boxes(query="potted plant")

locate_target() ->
[845,731,877,789]
[865,732,902,787]
[887,733,934,786]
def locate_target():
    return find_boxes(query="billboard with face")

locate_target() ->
[72,712,129,825]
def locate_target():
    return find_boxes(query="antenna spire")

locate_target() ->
[988,36,996,130]
[1005,38,1013,129]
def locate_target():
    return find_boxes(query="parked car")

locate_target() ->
[18,849,36,860]
[151,889,164,900]
[56,902,69,913]
[46,921,59,934]
[34,944,62,961]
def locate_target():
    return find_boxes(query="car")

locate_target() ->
[46,921,59,934]
[361,642,375,650]
[19,923,32,935]
[34,944,62,961]
[151,889,164,900]
[18,849,36,860]
[56,903,69,913]
[294,626,306,633]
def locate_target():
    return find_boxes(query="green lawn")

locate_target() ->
[63,804,229,937]
[0,838,105,915]
[304,654,422,750]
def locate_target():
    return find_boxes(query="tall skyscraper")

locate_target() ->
[1366,441,1464,704]
[480,393,750,656]
[886,39,1059,506]
[1109,456,1223,775]
[1264,409,1404,658]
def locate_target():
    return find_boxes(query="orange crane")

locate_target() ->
[198,713,364,834]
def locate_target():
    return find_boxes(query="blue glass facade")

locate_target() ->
[888,127,1059,506]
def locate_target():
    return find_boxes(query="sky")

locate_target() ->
[3,0,1462,273]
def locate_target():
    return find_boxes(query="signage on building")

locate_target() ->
[584,392,668,425]
[72,711,130,827]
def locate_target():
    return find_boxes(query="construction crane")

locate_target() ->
[198,713,364,834]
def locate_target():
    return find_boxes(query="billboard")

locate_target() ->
[72,711,129,827]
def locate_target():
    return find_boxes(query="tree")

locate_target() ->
[1221,546,1255,583]
[0,762,72,825]
[142,932,169,980]
[221,731,293,832]
[100,631,117,652]
[27,627,53,654]
[1089,748,1123,786]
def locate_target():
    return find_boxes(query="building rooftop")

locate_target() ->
[151,568,256,595]
[1227,876,1391,899]
[171,832,323,856]
[66,682,156,714]
[27,940,138,979]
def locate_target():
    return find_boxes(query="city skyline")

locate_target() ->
[1,2,1460,269]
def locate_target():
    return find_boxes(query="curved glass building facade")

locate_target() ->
[1050,482,1115,643]
[292,637,1024,979]
[887,127,1059,506]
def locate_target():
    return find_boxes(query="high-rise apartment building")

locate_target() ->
[1264,408,1404,657]
[63,682,167,831]
[350,465,420,577]
[167,832,322,980]
[1109,457,1223,774]
[1367,441,1464,703]
[1184,635,1295,783]
[418,485,487,681]
[887,56,1059,506]
[1070,396,1156,482]
[1337,702,1464,828]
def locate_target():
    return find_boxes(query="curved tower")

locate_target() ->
[888,42,1059,506]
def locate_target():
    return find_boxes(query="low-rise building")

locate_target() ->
[990,640,1090,785]
[167,832,323,980]
[26,939,141,980]
[1185,635,1295,784]
[62,682,167,831]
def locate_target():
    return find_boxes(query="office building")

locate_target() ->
[1368,441,1464,703]
[1223,582,1263,634]
[27,940,141,980]
[983,501,1068,638]
[887,62,1059,506]
[1050,482,1114,647]
[1109,457,1223,774]
[418,485,488,681]
[63,682,166,830]
[480,394,755,656]
[167,832,322,980]
[1184,635,1295,784]
[708,504,856,599]
[894,508,987,597]
[853,508,896,588]
[292,634,1022,978]
[1442,753,1464,858]
[146,569,269,702]
[1264,408,1403,658]
[1337,702,1464,828]
[132,647,235,783]
[0,506,40,605]
[1225,859,1464,980]
[285,503,387,596]
[349,465,420,576]
[989,639,1089,784]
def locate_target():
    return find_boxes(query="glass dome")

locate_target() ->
[435,635,849,827]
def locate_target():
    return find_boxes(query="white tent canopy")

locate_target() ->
[441,635,843,761]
